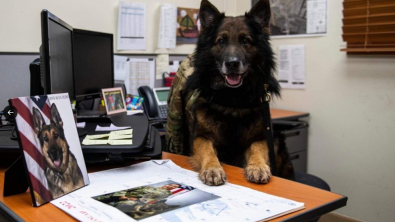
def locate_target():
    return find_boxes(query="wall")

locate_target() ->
[0,0,235,54]
[235,1,395,222]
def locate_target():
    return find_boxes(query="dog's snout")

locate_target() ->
[225,61,240,69]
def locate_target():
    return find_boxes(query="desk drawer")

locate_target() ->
[282,126,307,154]
[289,150,307,173]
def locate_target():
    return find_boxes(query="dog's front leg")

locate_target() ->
[245,140,272,183]
[190,137,226,186]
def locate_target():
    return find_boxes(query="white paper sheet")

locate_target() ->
[95,123,131,131]
[158,4,177,49]
[114,55,130,81]
[51,160,304,222]
[156,54,170,80]
[307,0,327,34]
[117,2,146,50]
[128,58,155,95]
[278,45,306,89]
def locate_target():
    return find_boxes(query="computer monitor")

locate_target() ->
[39,10,75,100]
[73,29,114,102]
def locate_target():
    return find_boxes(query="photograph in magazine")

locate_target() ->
[92,180,220,221]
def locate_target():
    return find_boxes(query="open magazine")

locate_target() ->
[52,160,304,221]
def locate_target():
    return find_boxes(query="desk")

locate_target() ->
[271,108,309,121]
[0,152,347,222]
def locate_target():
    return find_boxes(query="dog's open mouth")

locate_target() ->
[224,73,244,87]
[49,149,63,168]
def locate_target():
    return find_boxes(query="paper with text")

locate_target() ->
[52,160,304,222]
[158,4,177,49]
[128,58,155,95]
[117,2,146,50]
[307,0,327,34]
[278,45,306,89]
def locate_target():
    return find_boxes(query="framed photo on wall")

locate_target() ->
[102,87,126,115]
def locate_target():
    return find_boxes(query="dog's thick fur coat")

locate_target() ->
[186,0,280,186]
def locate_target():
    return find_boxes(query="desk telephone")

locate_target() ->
[138,86,170,121]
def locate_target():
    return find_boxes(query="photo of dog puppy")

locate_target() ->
[33,103,85,199]
[186,0,280,186]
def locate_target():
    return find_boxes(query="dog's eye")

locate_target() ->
[241,38,249,45]
[218,38,226,46]
[54,133,58,139]
[44,136,48,142]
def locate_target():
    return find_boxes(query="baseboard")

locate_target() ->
[319,212,362,222]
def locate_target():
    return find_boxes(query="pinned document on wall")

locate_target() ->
[114,55,130,89]
[117,1,146,50]
[278,45,306,89]
[128,58,155,95]
[158,4,177,49]
[156,54,170,80]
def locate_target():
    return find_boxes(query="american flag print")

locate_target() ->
[11,95,55,206]
[169,184,195,198]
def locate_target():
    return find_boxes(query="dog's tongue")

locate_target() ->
[226,74,242,86]
[53,159,61,168]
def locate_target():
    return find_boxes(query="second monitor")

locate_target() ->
[73,29,114,102]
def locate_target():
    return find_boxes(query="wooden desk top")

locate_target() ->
[270,108,309,121]
[0,152,346,222]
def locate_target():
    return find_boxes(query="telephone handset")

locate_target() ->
[138,86,170,120]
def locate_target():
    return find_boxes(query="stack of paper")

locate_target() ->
[52,160,305,222]
[82,129,133,145]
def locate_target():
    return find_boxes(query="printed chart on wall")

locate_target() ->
[117,1,146,50]
[129,58,155,95]
[264,0,327,38]
[278,45,305,89]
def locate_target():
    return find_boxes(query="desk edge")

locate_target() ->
[0,201,24,222]
[282,196,348,222]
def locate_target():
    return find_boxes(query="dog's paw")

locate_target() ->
[199,166,226,186]
[245,163,272,184]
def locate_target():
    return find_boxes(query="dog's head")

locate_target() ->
[188,0,279,97]
[33,104,69,173]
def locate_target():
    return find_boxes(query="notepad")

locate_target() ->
[82,129,133,145]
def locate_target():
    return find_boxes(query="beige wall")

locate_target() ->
[2,0,395,221]
[238,1,395,222]
[0,0,235,54]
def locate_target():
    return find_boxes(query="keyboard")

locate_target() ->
[76,114,110,122]
[158,105,167,119]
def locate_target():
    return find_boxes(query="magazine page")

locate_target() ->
[52,160,304,221]
[10,93,89,206]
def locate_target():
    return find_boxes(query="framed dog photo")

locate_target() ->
[8,93,90,207]
[102,87,126,115]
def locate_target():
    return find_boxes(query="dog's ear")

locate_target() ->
[50,103,63,127]
[199,0,221,30]
[247,0,271,30]
[33,107,45,135]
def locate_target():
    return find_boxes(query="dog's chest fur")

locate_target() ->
[193,96,266,165]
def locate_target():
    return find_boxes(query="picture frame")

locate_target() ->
[7,93,89,206]
[102,87,127,115]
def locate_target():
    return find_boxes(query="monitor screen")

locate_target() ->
[40,10,75,100]
[73,29,114,101]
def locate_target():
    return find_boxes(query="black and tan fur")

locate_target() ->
[186,0,280,186]
[33,104,84,198]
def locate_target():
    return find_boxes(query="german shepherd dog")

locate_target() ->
[186,0,280,186]
[33,103,84,198]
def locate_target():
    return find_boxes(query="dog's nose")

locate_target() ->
[225,61,240,69]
